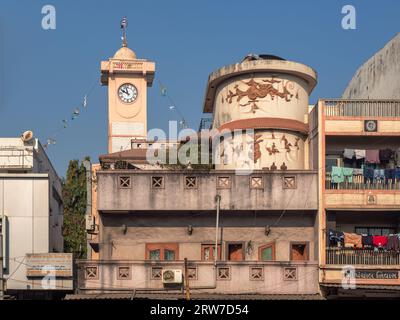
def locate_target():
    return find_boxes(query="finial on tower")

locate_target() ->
[120,16,128,47]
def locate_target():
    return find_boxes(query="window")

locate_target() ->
[325,155,342,173]
[227,242,244,261]
[250,176,263,189]
[85,266,99,280]
[355,227,396,236]
[258,243,276,261]
[250,267,264,281]
[201,244,221,261]
[283,176,296,189]
[284,267,298,281]
[217,267,231,280]
[151,176,164,188]
[185,176,198,189]
[149,249,161,261]
[118,176,131,188]
[290,242,309,261]
[146,243,179,261]
[117,266,131,280]
[164,249,175,261]
[217,176,231,189]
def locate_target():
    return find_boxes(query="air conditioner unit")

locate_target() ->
[85,215,95,231]
[162,269,183,284]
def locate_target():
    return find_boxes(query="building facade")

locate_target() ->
[74,35,400,299]
[76,43,323,298]
[0,136,72,299]
[315,99,400,298]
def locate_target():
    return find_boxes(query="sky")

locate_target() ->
[0,0,399,177]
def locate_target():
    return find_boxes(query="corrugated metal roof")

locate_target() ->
[65,293,324,300]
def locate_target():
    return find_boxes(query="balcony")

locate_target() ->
[76,260,319,295]
[326,248,400,266]
[323,100,400,117]
[325,173,400,190]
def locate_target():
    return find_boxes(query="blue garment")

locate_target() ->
[374,169,385,180]
[364,168,374,182]
[385,169,395,180]
[395,168,400,179]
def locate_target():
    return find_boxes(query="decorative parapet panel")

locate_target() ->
[96,170,318,211]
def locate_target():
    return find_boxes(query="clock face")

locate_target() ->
[118,83,138,103]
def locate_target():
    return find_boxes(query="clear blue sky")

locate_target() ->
[0,0,399,177]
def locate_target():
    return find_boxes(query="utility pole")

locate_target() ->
[184,258,190,300]
[83,160,92,260]
[215,195,221,267]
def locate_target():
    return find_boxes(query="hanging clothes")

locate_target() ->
[374,169,385,181]
[328,230,344,247]
[344,232,363,248]
[386,235,400,251]
[331,166,344,183]
[362,235,373,248]
[372,235,388,248]
[353,168,363,175]
[354,149,366,160]
[363,167,374,183]
[379,149,393,163]
[385,169,396,180]
[343,149,355,160]
[342,167,354,183]
[395,148,400,167]
[395,168,400,180]
[365,150,380,164]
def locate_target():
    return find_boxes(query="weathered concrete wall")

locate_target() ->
[99,211,317,262]
[342,33,400,99]
[77,260,319,295]
[97,170,318,211]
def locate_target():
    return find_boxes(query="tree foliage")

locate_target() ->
[62,157,89,258]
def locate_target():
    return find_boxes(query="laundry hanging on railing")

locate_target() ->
[328,229,400,251]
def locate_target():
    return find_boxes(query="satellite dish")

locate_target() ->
[21,130,34,142]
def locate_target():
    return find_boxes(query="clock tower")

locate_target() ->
[101,26,155,153]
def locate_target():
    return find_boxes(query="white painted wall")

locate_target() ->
[0,137,64,291]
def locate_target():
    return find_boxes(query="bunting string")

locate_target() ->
[42,78,99,150]
[157,79,189,130]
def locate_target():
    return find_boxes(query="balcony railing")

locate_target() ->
[326,248,400,265]
[325,173,400,190]
[323,100,400,117]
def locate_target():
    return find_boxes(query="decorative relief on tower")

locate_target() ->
[254,134,263,163]
[225,78,295,113]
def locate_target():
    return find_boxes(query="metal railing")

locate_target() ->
[323,100,400,117]
[326,248,400,265]
[325,173,400,190]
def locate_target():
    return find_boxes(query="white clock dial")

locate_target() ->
[118,83,138,103]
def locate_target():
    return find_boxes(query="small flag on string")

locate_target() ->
[120,17,128,29]
[169,105,175,110]
[62,119,68,128]
[160,86,167,96]
[82,95,88,108]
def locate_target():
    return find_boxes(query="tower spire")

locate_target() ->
[120,16,128,47]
